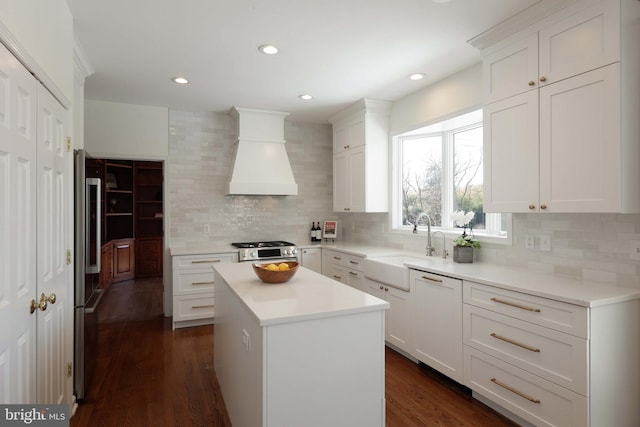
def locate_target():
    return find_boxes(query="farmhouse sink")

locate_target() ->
[362,255,426,291]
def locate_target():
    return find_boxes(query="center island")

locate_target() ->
[213,262,390,427]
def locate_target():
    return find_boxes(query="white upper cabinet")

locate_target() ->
[329,98,391,213]
[474,0,640,213]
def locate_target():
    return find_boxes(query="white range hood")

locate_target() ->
[227,107,298,196]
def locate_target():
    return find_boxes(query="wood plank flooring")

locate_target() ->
[71,277,518,427]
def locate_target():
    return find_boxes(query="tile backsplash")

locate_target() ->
[168,109,640,290]
[168,110,335,250]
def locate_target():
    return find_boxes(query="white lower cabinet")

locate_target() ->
[410,269,463,383]
[171,252,237,329]
[363,278,412,354]
[321,249,365,291]
[300,247,322,273]
[463,280,639,427]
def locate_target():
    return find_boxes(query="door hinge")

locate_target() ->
[66,137,72,152]
[67,362,72,377]
[66,250,72,265]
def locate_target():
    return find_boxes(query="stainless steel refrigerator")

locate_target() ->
[74,149,105,400]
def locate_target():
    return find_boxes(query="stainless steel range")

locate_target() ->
[232,241,298,263]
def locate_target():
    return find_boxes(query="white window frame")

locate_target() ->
[390,112,512,246]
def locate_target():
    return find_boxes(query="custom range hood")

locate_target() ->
[227,107,298,196]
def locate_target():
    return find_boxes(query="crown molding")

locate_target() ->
[468,0,578,51]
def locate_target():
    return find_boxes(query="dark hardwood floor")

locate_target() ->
[71,277,518,427]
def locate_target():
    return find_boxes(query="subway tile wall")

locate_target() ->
[168,110,335,251]
[168,109,640,290]
[337,212,640,289]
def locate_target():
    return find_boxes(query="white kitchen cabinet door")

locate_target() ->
[539,63,620,212]
[333,150,349,212]
[483,90,539,213]
[385,286,412,354]
[300,248,322,274]
[411,270,463,383]
[333,118,365,154]
[348,145,366,212]
[538,0,619,85]
[363,278,412,355]
[483,33,538,104]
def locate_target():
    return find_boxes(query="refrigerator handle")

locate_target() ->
[86,178,101,274]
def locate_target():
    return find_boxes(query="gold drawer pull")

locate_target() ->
[491,333,540,353]
[333,256,342,261]
[333,275,342,280]
[349,260,359,265]
[192,281,214,286]
[349,271,358,276]
[491,378,541,404]
[192,259,222,264]
[422,275,443,283]
[490,297,540,312]
[192,304,214,309]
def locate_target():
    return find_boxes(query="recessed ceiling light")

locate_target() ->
[299,94,313,100]
[171,76,189,84]
[258,44,279,55]
[409,73,425,81]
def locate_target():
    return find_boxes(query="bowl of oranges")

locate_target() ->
[252,261,299,284]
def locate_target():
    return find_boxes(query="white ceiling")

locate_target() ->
[67,0,539,123]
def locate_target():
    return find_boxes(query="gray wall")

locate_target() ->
[167,110,335,252]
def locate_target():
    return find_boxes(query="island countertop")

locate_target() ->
[213,262,389,326]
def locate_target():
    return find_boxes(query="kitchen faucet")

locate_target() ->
[412,212,435,256]
[431,230,447,259]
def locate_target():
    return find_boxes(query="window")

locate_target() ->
[392,110,509,240]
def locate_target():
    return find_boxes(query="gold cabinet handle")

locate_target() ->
[349,260,359,265]
[528,204,535,210]
[490,297,541,313]
[379,285,384,290]
[490,333,540,352]
[491,378,541,404]
[191,304,214,309]
[528,80,535,86]
[540,204,547,210]
[191,259,222,264]
[333,256,342,261]
[421,275,443,283]
[539,76,547,82]
[192,281,215,286]
[348,271,358,276]
[332,275,342,280]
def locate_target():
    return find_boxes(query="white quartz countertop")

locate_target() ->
[323,243,640,307]
[214,262,389,326]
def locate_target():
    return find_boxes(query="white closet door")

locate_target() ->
[36,85,69,404]
[0,43,38,403]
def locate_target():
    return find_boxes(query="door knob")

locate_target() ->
[43,293,57,304]
[30,295,47,314]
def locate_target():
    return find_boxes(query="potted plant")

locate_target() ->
[451,210,479,263]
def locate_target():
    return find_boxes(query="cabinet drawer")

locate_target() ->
[174,252,237,269]
[464,346,587,427]
[464,305,587,395]
[173,294,215,322]
[463,281,588,338]
[176,270,216,294]
[344,255,363,271]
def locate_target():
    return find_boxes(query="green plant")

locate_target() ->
[453,235,480,248]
